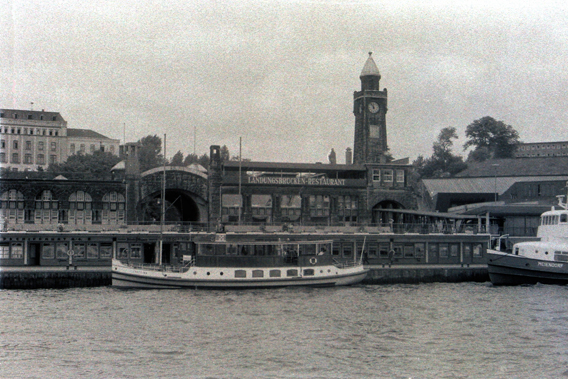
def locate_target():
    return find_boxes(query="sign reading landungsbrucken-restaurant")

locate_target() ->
[247,176,346,186]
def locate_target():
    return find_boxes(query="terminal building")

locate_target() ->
[4,53,568,237]
[1,53,418,231]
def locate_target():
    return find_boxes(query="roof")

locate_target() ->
[188,163,207,173]
[141,165,208,179]
[67,128,113,139]
[456,157,568,177]
[450,203,552,217]
[111,161,125,171]
[223,160,366,173]
[422,176,568,198]
[360,52,381,77]
[0,108,65,122]
[387,208,480,219]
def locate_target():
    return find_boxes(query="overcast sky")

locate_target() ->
[2,0,568,164]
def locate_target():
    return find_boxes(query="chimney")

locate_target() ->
[345,147,353,165]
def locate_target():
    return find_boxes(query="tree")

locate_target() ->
[197,154,209,169]
[220,145,230,162]
[48,150,121,179]
[464,116,520,161]
[138,135,165,172]
[169,151,184,166]
[413,127,467,178]
[183,153,200,166]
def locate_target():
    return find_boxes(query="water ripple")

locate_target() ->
[2,283,568,378]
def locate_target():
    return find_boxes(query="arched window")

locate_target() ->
[0,190,25,224]
[35,190,59,224]
[102,191,125,225]
[68,191,93,225]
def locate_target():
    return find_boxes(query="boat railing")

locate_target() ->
[332,258,362,269]
[126,261,193,273]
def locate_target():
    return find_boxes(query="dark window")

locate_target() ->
[286,269,298,277]
[379,243,389,258]
[440,244,449,258]
[415,243,425,258]
[342,242,353,257]
[404,244,414,258]
[450,244,459,257]
[234,270,246,278]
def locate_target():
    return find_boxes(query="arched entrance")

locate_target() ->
[372,200,405,225]
[139,189,200,223]
[136,166,209,224]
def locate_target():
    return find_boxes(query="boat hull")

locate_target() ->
[487,250,568,286]
[112,262,368,289]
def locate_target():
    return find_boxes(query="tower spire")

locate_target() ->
[360,52,381,78]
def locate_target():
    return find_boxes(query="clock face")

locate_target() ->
[368,102,380,113]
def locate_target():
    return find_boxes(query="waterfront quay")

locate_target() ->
[0,225,491,289]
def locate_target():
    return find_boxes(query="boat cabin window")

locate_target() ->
[514,247,519,255]
[554,251,568,262]
[287,269,298,277]
[252,270,264,278]
[332,244,340,256]
[303,269,314,276]
[234,270,246,278]
[299,244,316,256]
[269,270,281,277]
[542,215,560,225]
[561,214,568,223]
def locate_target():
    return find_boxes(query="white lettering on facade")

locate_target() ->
[247,177,346,186]
[537,262,564,268]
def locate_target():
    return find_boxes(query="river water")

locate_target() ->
[1,282,568,379]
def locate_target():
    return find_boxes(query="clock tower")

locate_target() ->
[353,52,388,164]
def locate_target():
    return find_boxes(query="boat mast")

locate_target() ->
[158,133,167,265]
[238,136,242,225]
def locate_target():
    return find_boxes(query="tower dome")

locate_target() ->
[360,52,381,78]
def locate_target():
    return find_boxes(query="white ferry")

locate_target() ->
[487,195,568,285]
[112,237,369,289]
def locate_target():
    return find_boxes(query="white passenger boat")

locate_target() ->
[112,238,368,289]
[487,195,568,285]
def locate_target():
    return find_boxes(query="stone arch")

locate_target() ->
[371,199,406,225]
[138,166,208,223]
